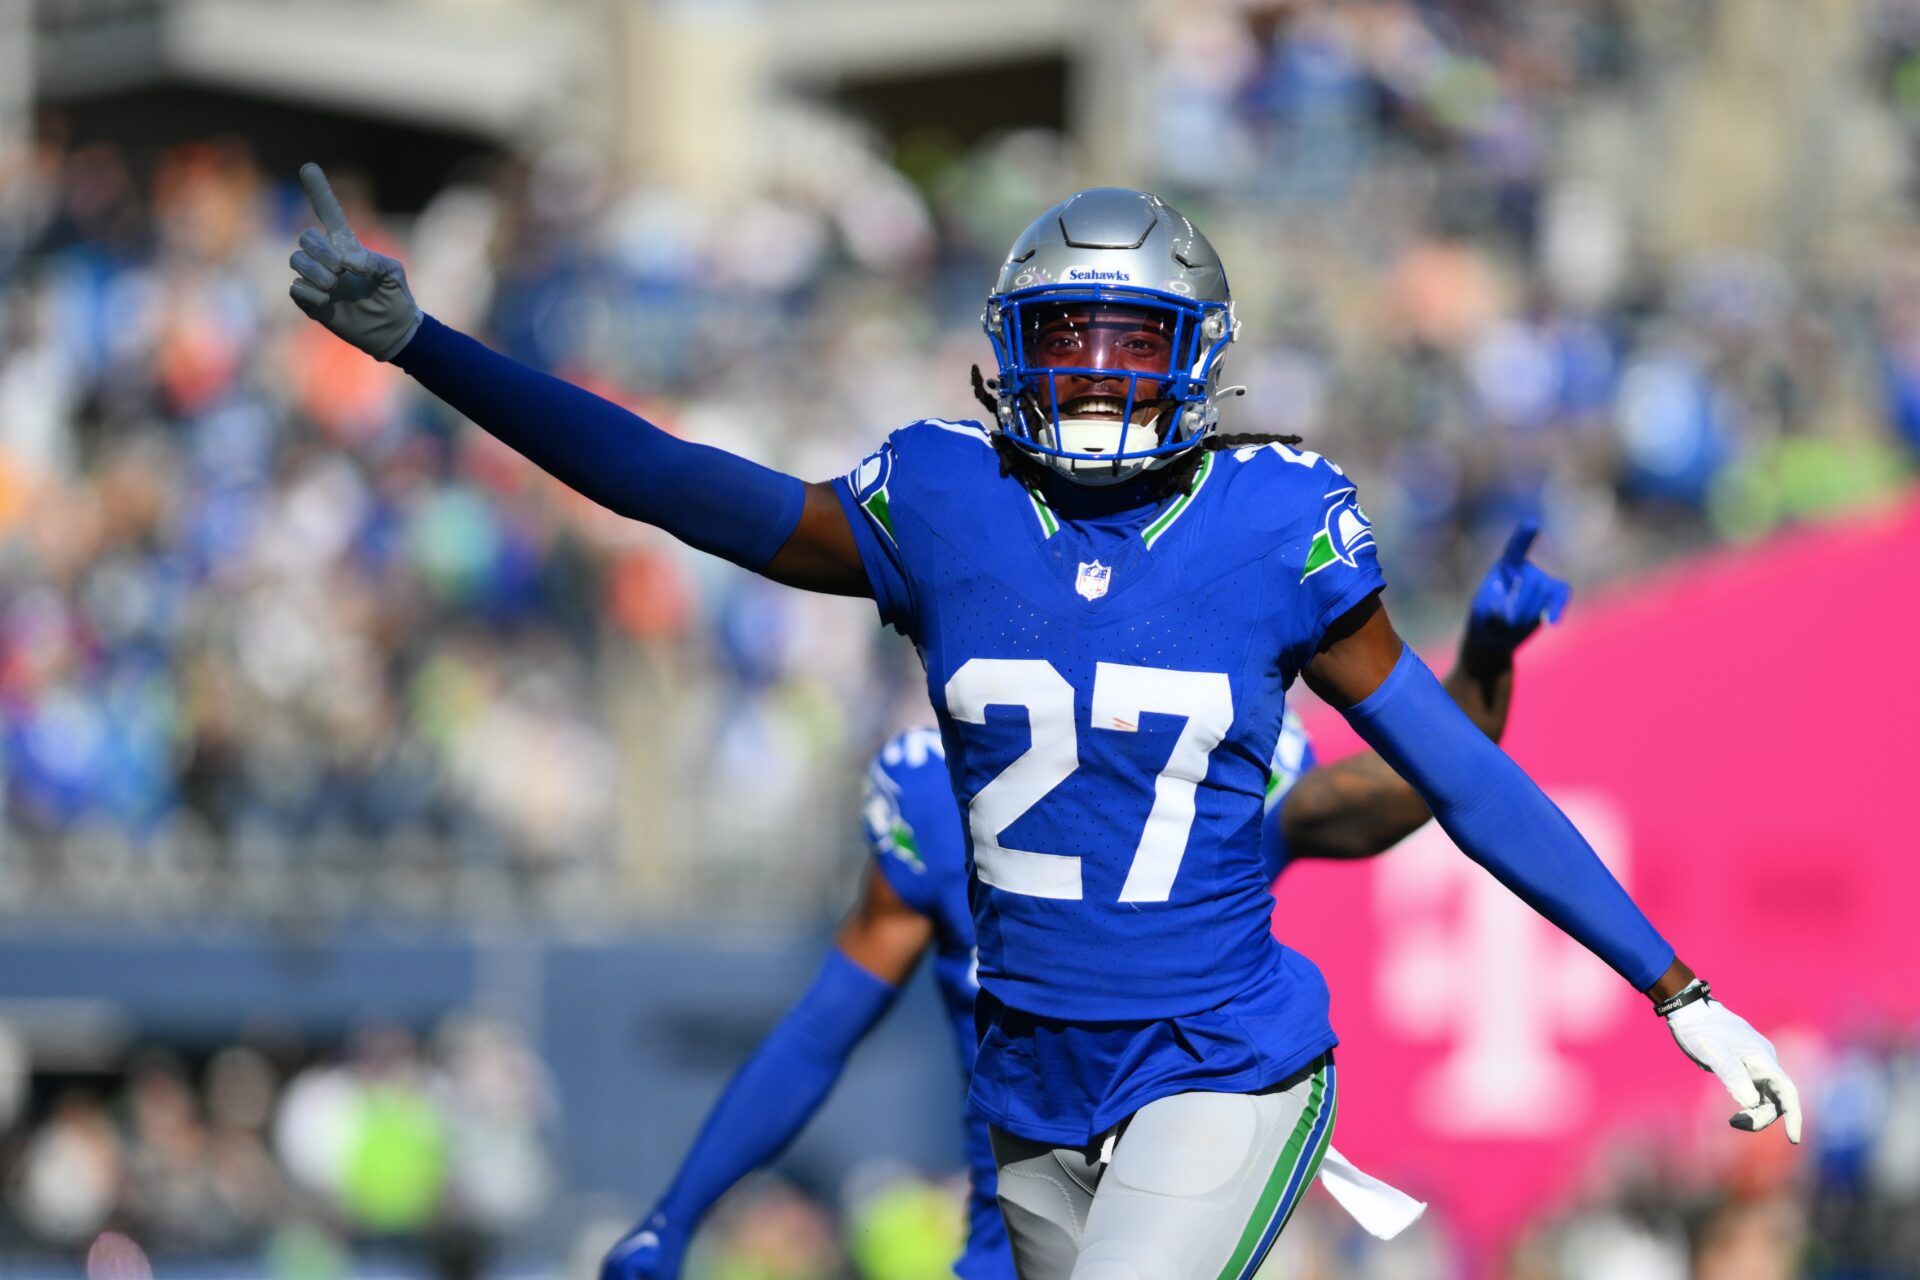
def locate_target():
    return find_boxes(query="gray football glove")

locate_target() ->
[287,163,423,361]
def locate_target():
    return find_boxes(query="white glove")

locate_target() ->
[1663,984,1802,1143]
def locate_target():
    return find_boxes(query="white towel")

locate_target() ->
[1315,1145,1427,1240]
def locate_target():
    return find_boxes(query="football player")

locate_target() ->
[597,525,1567,1280]
[290,169,1799,1280]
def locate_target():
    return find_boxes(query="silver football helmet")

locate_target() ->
[982,188,1238,485]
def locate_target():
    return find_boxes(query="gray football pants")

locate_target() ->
[988,1056,1335,1280]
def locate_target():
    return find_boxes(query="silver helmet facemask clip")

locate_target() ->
[982,188,1237,486]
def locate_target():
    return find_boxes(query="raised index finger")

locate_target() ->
[1500,518,1540,569]
[300,163,353,238]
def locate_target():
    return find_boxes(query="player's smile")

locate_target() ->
[1053,392,1158,430]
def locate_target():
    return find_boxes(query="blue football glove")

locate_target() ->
[1464,520,1570,659]
[287,163,423,361]
[601,1211,690,1280]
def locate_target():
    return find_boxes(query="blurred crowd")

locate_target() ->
[1142,0,1919,608]
[0,0,1916,916]
[0,1016,553,1275]
[0,133,633,914]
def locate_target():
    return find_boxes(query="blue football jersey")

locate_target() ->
[837,421,1382,1020]
[835,421,1382,1140]
[862,719,1317,1273]
[860,728,1013,1280]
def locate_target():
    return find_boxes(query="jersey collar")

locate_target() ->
[1021,451,1216,550]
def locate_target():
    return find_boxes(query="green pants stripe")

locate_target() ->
[1217,1060,1337,1280]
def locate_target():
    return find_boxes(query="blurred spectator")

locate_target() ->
[843,1168,966,1280]
[334,1028,447,1237]
[436,1015,555,1236]
[8,1089,121,1245]
[694,1180,842,1280]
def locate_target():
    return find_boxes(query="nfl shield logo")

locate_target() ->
[1075,560,1112,601]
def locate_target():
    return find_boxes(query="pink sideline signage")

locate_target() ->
[1275,494,1920,1267]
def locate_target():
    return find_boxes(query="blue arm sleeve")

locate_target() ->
[1343,645,1676,989]
[653,948,897,1227]
[394,316,806,571]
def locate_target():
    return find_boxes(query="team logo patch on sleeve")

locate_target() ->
[848,445,897,543]
[1301,487,1376,581]
[861,766,925,873]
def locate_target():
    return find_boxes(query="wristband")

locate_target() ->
[1654,978,1712,1019]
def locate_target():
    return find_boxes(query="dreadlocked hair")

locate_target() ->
[971,364,1302,500]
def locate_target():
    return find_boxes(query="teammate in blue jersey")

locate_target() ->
[597,525,1564,1280]
[289,167,1801,1280]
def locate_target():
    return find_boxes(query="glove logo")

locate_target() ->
[1301,487,1375,581]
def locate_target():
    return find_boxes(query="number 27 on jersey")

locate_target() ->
[944,658,1233,904]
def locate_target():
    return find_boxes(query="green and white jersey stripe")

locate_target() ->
[1017,447,1216,546]
[1142,451,1216,549]
[1025,487,1061,538]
